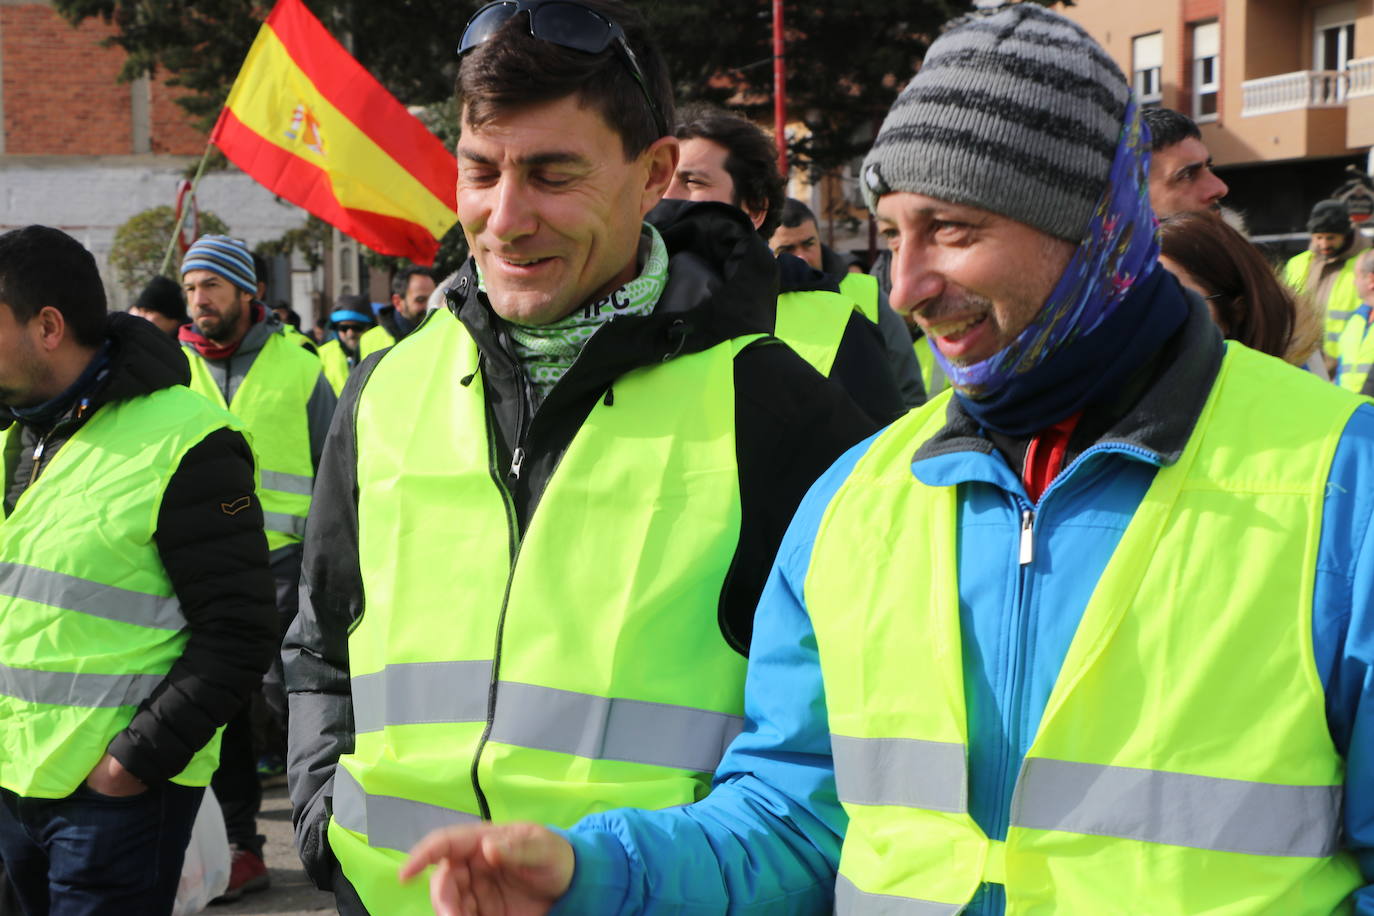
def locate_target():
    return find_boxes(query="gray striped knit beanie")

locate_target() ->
[861,4,1129,243]
[181,234,258,295]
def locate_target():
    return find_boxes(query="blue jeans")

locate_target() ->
[0,781,203,916]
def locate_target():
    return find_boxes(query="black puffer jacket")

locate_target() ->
[2,313,278,787]
[284,200,879,890]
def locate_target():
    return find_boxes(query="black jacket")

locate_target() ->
[2,313,277,788]
[284,200,879,890]
[776,253,907,424]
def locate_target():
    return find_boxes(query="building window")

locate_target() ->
[1192,21,1219,121]
[1314,2,1356,71]
[1133,32,1163,106]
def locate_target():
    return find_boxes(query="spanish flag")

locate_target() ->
[211,0,457,265]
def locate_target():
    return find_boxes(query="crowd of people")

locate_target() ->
[2,1,1374,914]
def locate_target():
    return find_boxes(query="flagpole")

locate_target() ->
[160,140,216,276]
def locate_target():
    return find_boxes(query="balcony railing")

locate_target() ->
[1349,57,1374,100]
[1241,70,1346,116]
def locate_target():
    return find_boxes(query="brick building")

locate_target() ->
[1056,0,1374,241]
[0,0,309,310]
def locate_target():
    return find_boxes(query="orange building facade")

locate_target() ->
[1056,0,1374,237]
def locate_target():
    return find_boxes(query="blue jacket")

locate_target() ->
[555,300,1374,915]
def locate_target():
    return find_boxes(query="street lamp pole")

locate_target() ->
[773,0,788,177]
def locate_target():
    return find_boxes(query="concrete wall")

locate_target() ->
[0,156,308,310]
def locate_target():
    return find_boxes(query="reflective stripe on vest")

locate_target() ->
[330,309,757,914]
[0,561,186,631]
[0,659,165,709]
[839,273,881,324]
[332,765,479,855]
[775,289,855,376]
[351,662,743,771]
[0,385,238,798]
[836,875,960,916]
[184,331,318,549]
[808,344,1364,912]
[833,735,1340,858]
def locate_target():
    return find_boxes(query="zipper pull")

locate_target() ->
[509,447,525,481]
[1019,508,1035,566]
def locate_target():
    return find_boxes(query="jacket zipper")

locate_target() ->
[469,316,630,815]
[469,405,522,822]
[25,398,89,489]
[989,444,1158,859]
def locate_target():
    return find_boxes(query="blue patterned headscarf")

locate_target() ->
[930,97,1160,400]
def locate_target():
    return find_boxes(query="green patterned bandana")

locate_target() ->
[485,223,669,403]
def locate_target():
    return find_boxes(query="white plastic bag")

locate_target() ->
[173,786,231,915]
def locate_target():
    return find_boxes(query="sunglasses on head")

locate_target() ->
[457,0,667,138]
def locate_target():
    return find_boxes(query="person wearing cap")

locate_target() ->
[129,274,189,338]
[399,6,1374,914]
[179,233,337,901]
[357,265,437,358]
[281,1,875,912]
[1284,199,1371,364]
[664,105,912,422]
[0,226,276,913]
[317,295,375,394]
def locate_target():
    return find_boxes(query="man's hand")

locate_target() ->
[400,822,574,916]
[84,753,147,797]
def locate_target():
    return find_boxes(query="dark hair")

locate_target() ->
[674,103,786,239]
[132,275,188,323]
[1158,212,1311,363]
[457,0,673,160]
[0,225,106,347]
[779,198,817,230]
[1141,108,1200,152]
[392,265,436,299]
[251,252,269,293]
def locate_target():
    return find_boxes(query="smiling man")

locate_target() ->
[398,6,1374,914]
[282,2,875,913]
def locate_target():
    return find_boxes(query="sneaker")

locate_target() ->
[256,753,287,787]
[211,848,270,904]
[256,753,285,778]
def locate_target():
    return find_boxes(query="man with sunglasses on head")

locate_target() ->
[282,1,876,912]
[317,295,375,394]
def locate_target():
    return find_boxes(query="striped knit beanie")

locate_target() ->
[861,4,1129,243]
[181,235,257,294]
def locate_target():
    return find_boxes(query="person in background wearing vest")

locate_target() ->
[179,234,337,902]
[317,295,375,395]
[1342,251,1374,395]
[0,225,277,913]
[128,274,189,339]
[1284,199,1371,368]
[282,2,876,912]
[399,7,1374,914]
[357,266,436,359]
[772,197,926,409]
[664,105,909,423]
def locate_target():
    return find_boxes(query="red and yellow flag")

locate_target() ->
[211,0,457,265]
